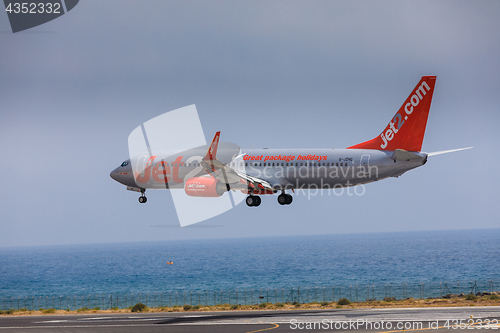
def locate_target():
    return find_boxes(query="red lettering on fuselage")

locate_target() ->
[152,161,171,183]
[135,156,185,184]
[135,156,157,183]
[243,155,263,161]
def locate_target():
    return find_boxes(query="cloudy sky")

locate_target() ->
[1,1,499,247]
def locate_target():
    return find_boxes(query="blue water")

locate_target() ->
[0,229,499,308]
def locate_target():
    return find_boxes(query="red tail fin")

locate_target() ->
[347,76,436,152]
[203,131,221,161]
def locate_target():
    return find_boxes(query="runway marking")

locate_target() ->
[0,324,163,329]
[34,316,174,323]
[245,323,279,333]
[0,323,281,331]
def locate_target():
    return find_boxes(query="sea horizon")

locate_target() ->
[1,226,498,250]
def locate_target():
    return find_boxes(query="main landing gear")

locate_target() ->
[277,192,293,205]
[138,190,147,204]
[246,192,293,207]
[246,195,261,207]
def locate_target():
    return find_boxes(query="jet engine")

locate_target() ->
[184,177,228,197]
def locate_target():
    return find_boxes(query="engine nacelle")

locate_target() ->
[185,177,227,197]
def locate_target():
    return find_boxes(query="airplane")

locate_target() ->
[110,76,472,207]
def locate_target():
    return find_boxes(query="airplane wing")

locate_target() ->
[200,132,275,193]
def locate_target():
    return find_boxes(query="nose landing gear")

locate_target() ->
[138,190,147,204]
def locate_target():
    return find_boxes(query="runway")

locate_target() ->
[0,306,499,332]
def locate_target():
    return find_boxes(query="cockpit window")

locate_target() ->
[121,161,129,167]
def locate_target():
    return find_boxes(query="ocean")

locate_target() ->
[0,229,498,309]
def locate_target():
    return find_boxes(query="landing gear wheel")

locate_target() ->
[139,190,147,204]
[278,193,293,205]
[246,195,261,207]
[278,194,288,205]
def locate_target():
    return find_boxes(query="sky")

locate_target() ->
[0,0,499,247]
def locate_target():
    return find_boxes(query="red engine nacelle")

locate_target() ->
[184,177,227,197]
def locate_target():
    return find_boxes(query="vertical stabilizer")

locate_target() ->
[204,131,221,161]
[347,76,436,152]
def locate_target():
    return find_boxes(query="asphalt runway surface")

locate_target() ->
[0,306,499,332]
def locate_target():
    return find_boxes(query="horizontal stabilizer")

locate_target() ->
[391,149,423,162]
[428,147,474,157]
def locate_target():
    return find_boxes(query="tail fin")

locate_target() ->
[347,76,436,152]
[203,131,220,161]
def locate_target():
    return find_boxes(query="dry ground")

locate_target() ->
[1,294,499,317]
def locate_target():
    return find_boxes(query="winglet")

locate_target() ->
[204,131,221,161]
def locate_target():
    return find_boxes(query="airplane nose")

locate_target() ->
[110,162,134,186]
[110,168,120,181]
